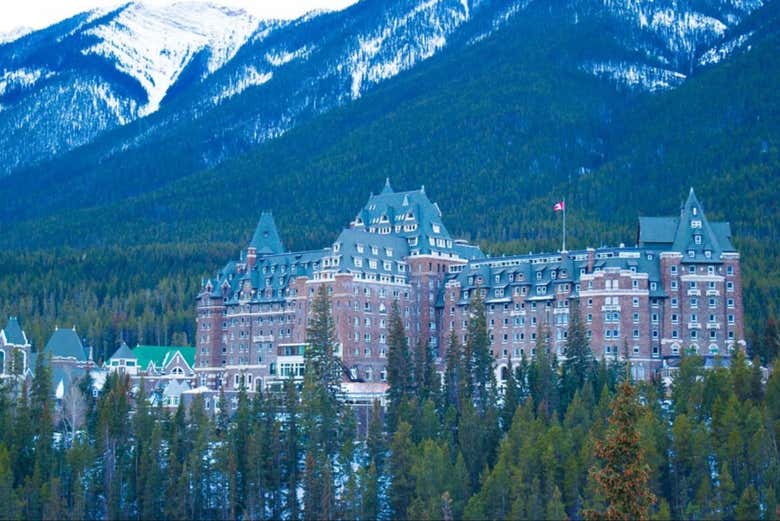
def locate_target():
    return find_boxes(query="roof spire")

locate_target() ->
[381,178,393,194]
[250,211,284,255]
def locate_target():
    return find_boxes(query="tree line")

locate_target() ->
[0,289,778,520]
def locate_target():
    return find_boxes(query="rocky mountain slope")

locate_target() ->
[0,0,764,181]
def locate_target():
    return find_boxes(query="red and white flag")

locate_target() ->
[553,201,565,212]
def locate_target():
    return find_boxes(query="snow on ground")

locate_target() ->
[0,68,55,96]
[698,32,753,66]
[582,61,686,91]
[212,65,273,104]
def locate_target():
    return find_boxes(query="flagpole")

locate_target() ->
[562,197,566,252]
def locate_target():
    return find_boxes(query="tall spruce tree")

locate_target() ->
[562,299,594,411]
[389,421,415,520]
[501,357,520,432]
[585,380,656,521]
[302,285,343,520]
[387,301,412,431]
[443,334,464,413]
[466,294,495,413]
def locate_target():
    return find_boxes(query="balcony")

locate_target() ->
[253,334,274,343]
[706,290,720,296]
[687,289,701,296]
[601,305,620,312]
[688,322,702,330]
[510,310,526,317]
[707,322,721,330]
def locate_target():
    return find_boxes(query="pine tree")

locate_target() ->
[366,399,385,471]
[0,445,20,520]
[389,421,415,519]
[301,285,343,520]
[735,485,760,520]
[585,380,656,521]
[501,357,519,432]
[562,299,594,411]
[283,380,300,520]
[466,294,494,413]
[305,285,342,400]
[546,485,567,521]
[443,334,464,413]
[530,321,558,417]
[360,462,379,521]
[387,301,412,431]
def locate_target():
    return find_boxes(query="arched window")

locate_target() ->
[171,367,184,376]
[0,351,5,375]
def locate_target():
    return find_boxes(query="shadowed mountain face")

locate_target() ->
[0,0,763,185]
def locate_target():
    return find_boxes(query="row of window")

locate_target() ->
[670,264,735,276]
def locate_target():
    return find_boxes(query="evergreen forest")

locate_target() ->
[0,289,778,520]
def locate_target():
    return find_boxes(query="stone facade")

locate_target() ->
[195,184,745,388]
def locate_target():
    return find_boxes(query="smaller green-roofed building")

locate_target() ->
[133,345,195,374]
[129,345,197,397]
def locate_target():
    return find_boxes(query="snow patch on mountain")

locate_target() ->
[467,0,531,45]
[265,46,313,67]
[583,61,686,91]
[212,66,273,104]
[81,2,259,115]
[0,68,55,96]
[347,0,470,99]
[698,31,753,66]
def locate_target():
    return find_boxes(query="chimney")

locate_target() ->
[247,246,257,271]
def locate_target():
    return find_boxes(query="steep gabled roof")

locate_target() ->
[250,211,284,255]
[44,328,87,361]
[2,317,28,346]
[638,188,735,259]
[110,342,135,360]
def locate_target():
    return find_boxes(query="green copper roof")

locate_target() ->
[44,328,87,361]
[2,317,28,346]
[133,345,195,371]
[250,211,284,255]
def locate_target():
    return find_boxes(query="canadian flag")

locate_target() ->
[553,201,565,212]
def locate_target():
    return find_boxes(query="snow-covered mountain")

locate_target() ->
[0,0,766,177]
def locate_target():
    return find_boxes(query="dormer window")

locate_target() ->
[371,246,379,255]
[692,207,698,216]
[694,235,702,245]
[432,224,441,234]
[691,220,702,229]
[688,250,695,258]
[705,250,712,259]
[334,243,341,252]
[357,244,364,253]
